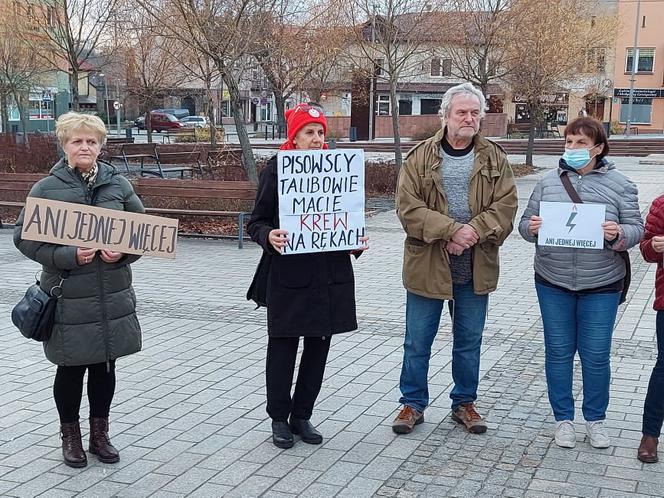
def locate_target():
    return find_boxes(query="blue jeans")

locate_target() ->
[535,282,620,422]
[399,284,488,412]
[643,310,664,437]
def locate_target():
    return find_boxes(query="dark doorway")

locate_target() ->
[586,97,605,120]
[351,72,373,140]
[182,96,195,116]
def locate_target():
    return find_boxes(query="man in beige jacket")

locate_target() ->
[392,82,518,435]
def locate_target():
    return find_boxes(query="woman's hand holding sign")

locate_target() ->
[100,250,123,263]
[602,221,620,241]
[269,229,289,253]
[528,215,543,236]
[76,247,97,265]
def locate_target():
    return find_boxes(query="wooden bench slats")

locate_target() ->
[136,179,254,189]
[137,187,255,199]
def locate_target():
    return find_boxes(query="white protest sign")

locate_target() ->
[538,201,605,250]
[278,149,365,255]
[21,197,179,259]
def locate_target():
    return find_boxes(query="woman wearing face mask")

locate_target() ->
[247,103,368,449]
[519,117,643,450]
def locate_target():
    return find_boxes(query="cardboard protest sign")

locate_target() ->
[278,149,365,255]
[21,197,179,259]
[538,201,605,250]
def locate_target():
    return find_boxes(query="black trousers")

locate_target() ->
[266,336,331,421]
[53,361,116,424]
[643,311,664,437]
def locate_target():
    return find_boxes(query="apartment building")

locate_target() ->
[612,0,664,133]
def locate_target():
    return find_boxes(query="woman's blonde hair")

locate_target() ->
[55,112,107,146]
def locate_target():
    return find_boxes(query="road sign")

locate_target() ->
[113,101,120,110]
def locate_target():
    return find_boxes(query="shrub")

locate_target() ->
[175,126,224,143]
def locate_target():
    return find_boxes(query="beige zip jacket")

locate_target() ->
[396,127,518,299]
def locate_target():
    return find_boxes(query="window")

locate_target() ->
[420,98,440,115]
[431,57,441,77]
[375,58,384,76]
[430,58,452,77]
[28,92,54,120]
[441,59,452,77]
[620,97,652,124]
[399,99,412,115]
[626,48,655,73]
[377,95,390,115]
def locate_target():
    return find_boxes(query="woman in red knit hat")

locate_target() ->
[638,196,664,463]
[247,103,368,449]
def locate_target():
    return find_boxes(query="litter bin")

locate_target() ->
[602,122,610,138]
[349,126,357,142]
[125,127,133,140]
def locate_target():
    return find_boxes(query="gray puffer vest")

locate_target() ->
[14,159,145,366]
[518,159,643,291]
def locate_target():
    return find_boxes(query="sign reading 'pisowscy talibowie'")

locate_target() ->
[21,197,179,259]
[278,149,365,255]
[537,201,606,250]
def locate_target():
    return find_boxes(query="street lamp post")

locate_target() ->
[625,0,642,137]
[99,73,111,131]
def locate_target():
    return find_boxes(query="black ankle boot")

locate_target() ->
[271,420,294,449]
[61,421,87,468]
[289,417,323,444]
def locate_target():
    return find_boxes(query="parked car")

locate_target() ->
[154,108,190,120]
[151,112,182,132]
[134,116,146,129]
[180,116,210,128]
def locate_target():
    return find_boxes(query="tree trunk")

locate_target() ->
[272,90,287,138]
[70,67,80,112]
[205,79,217,148]
[0,92,9,133]
[389,80,403,169]
[223,72,257,183]
[15,92,29,144]
[145,109,153,143]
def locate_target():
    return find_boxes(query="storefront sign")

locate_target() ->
[613,88,663,98]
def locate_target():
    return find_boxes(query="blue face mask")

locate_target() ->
[561,146,597,170]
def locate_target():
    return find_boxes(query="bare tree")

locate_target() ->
[505,0,617,165]
[438,0,516,96]
[344,0,444,169]
[135,0,279,183]
[24,0,120,111]
[0,4,47,134]
[253,0,349,132]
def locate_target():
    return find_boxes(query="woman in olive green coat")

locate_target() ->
[14,112,144,468]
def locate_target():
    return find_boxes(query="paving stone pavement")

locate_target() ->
[1,154,664,498]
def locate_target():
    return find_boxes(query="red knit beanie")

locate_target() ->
[280,103,328,150]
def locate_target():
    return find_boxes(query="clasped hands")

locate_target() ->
[76,247,123,265]
[445,224,478,256]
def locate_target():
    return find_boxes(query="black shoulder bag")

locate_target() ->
[560,172,631,304]
[12,273,68,342]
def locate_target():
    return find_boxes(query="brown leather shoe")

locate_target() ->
[61,422,87,468]
[638,435,658,463]
[89,417,120,463]
[392,405,424,434]
[452,402,487,434]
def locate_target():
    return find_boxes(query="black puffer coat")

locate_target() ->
[14,159,144,366]
[247,156,358,337]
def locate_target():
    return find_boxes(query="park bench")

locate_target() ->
[106,137,135,145]
[134,178,256,248]
[0,173,46,227]
[107,143,194,178]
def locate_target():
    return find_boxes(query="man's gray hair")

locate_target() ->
[438,82,487,121]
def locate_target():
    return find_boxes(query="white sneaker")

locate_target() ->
[586,420,610,448]
[555,420,576,448]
